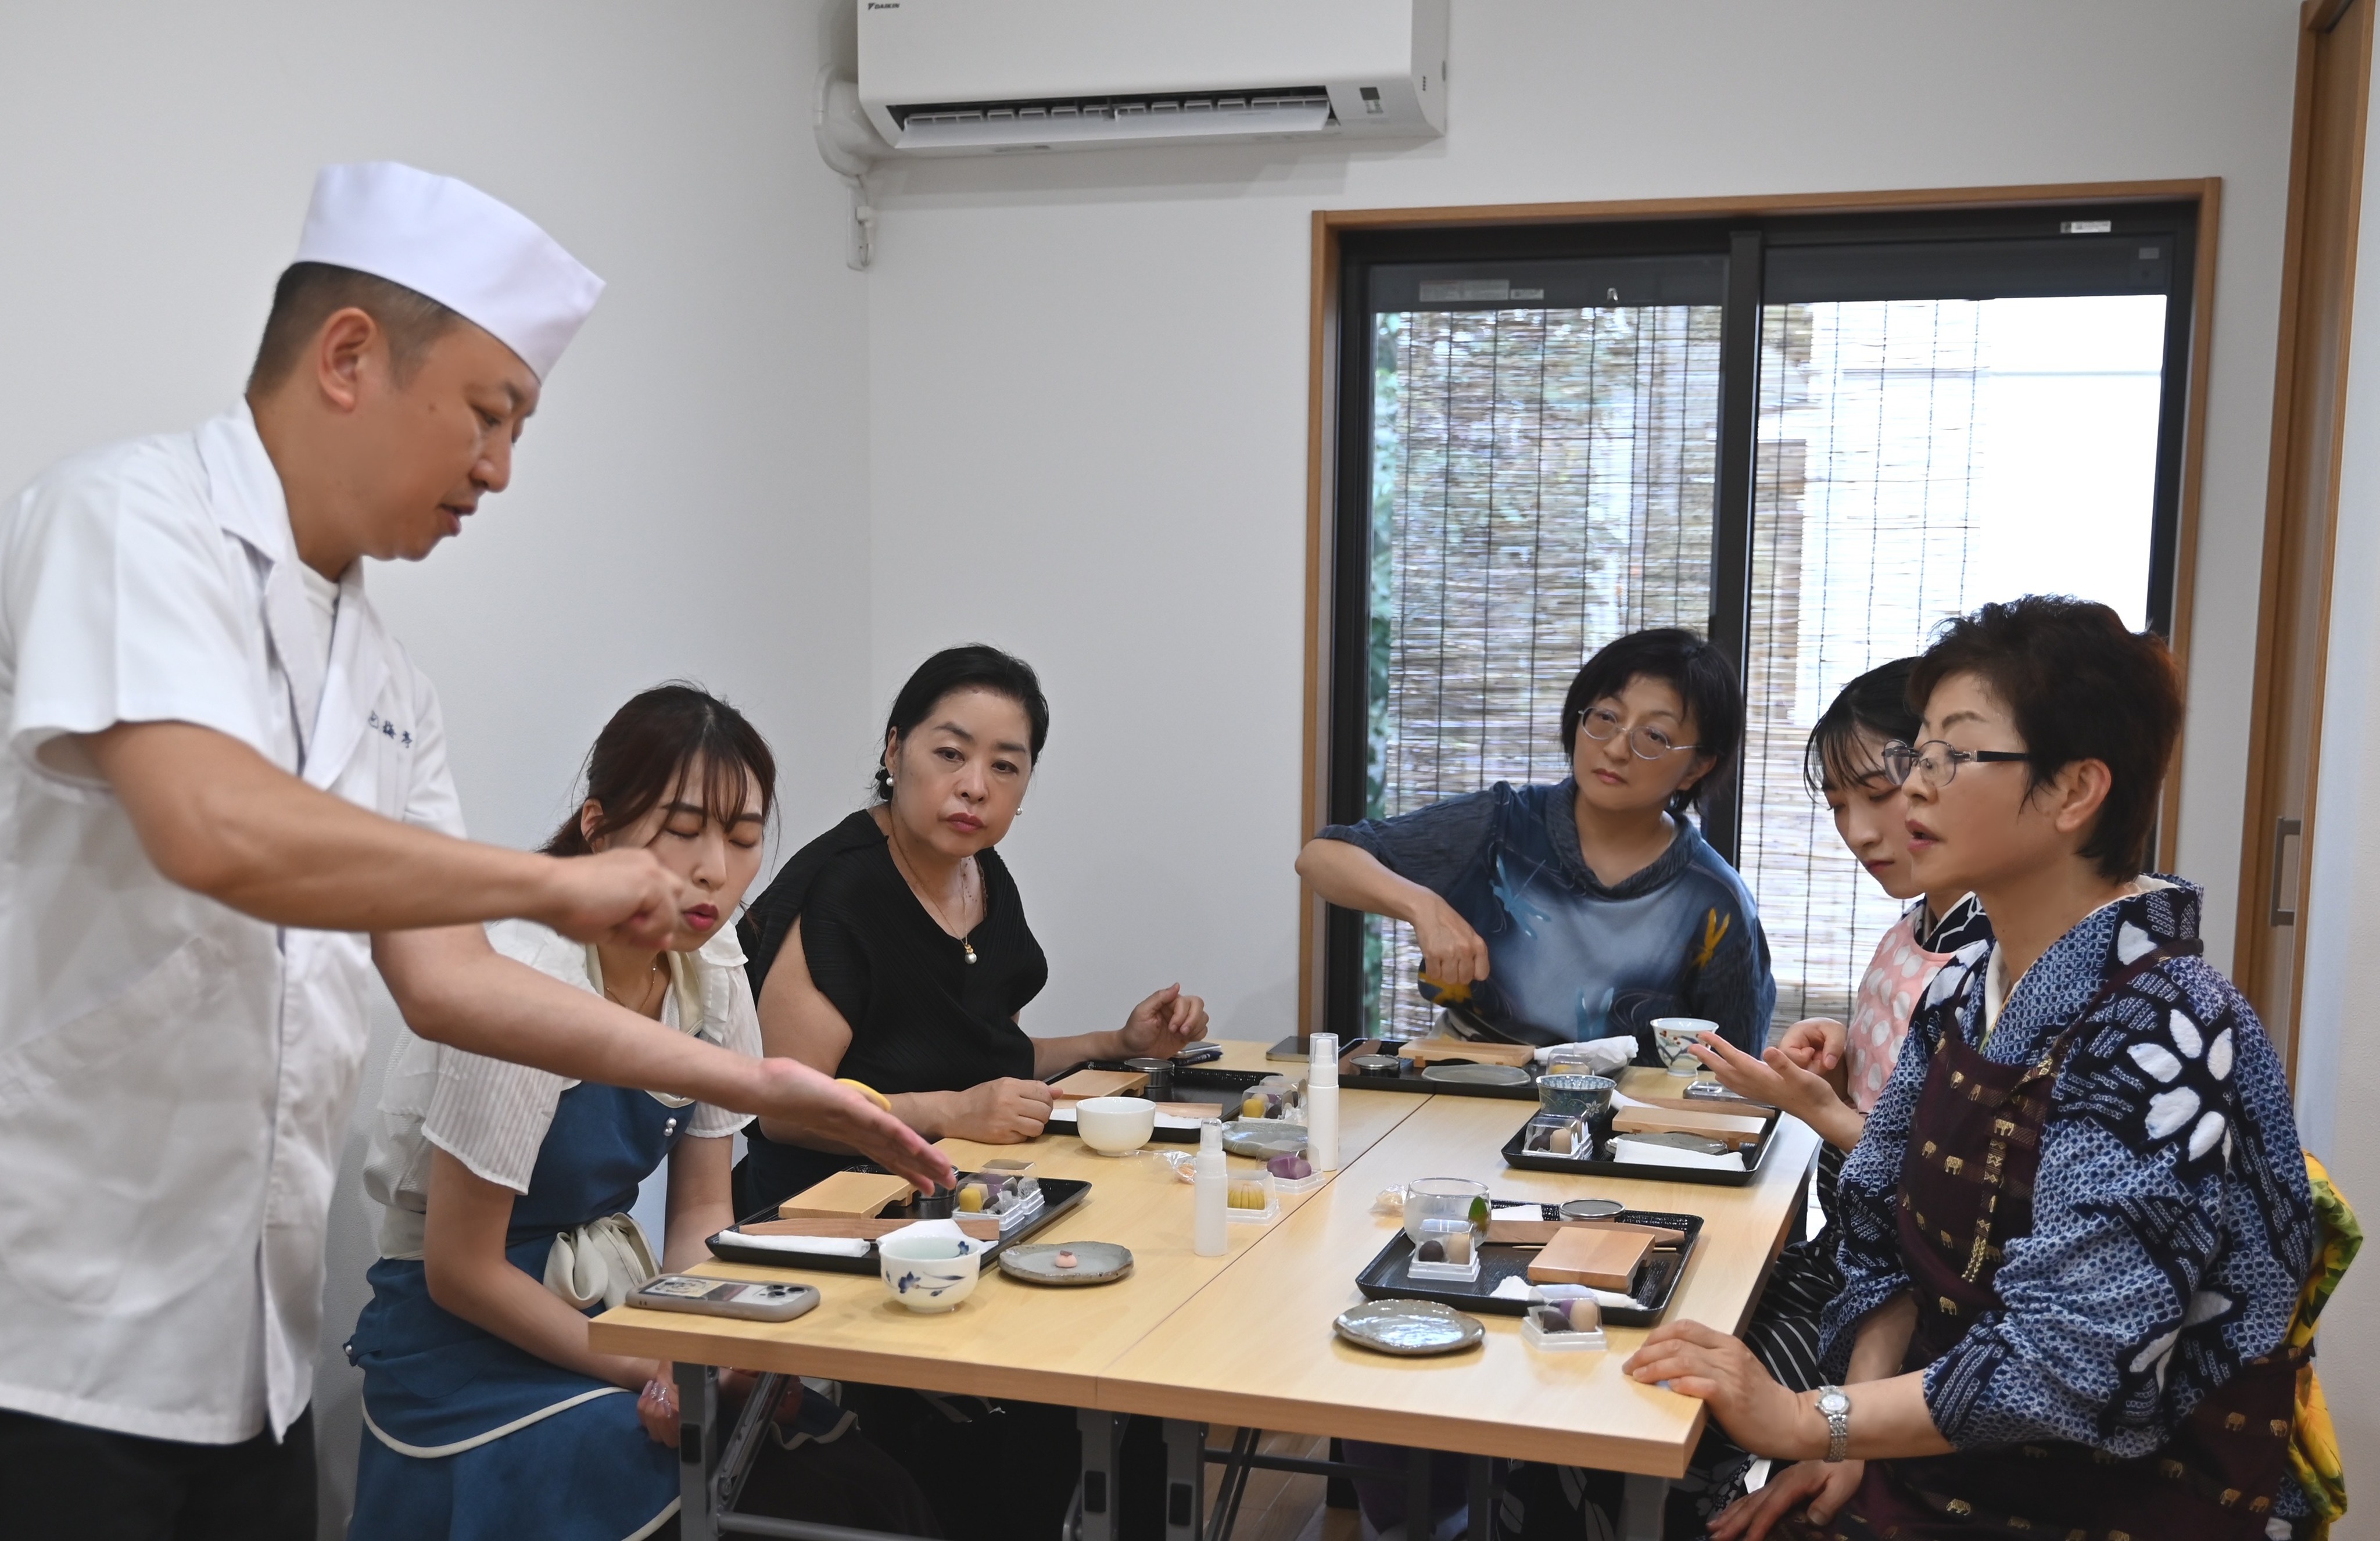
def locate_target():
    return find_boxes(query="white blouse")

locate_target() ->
[364,918,759,1259]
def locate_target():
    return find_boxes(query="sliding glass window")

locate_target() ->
[1326,207,2196,1041]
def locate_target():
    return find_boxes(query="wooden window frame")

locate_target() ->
[1295,180,2224,1044]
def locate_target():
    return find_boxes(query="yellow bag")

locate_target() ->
[2287,1151,2360,1538]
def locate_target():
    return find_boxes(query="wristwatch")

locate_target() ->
[1815,1385,1853,1463]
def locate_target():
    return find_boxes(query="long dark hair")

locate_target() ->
[1803,658,1921,795]
[874,644,1049,801]
[543,683,777,856]
[1557,628,1744,816]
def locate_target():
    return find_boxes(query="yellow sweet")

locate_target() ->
[956,1185,986,1213]
[1242,1094,1267,1119]
[1228,1180,1269,1210]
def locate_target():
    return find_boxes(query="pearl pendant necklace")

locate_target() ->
[962,938,978,965]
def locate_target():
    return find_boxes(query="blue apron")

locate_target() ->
[346,1079,689,1541]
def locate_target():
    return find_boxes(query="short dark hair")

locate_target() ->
[1558,627,1744,816]
[876,644,1050,801]
[248,261,463,395]
[543,683,777,856]
[1908,596,2181,880]
[1804,657,1921,795]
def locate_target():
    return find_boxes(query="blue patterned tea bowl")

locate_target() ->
[880,1234,982,1313]
[1536,1073,1615,1120]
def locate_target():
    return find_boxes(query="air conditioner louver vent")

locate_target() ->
[892,88,1334,150]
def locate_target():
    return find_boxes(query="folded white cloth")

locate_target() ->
[716,1231,873,1259]
[543,1213,659,1310]
[1611,1135,1745,1173]
[1489,1275,1637,1309]
[1533,1037,1636,1075]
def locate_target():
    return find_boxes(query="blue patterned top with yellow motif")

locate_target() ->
[1318,779,1775,1055]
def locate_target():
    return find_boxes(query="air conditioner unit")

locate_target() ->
[854,0,1448,156]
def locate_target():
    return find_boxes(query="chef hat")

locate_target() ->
[291,161,604,380]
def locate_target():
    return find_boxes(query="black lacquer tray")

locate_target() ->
[1499,1108,1778,1188]
[1352,1203,1704,1328]
[707,1167,1091,1275]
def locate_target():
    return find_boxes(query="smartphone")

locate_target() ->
[1171,1044,1225,1067]
[632,1275,820,1322]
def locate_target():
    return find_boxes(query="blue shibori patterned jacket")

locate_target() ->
[1822,879,2316,1518]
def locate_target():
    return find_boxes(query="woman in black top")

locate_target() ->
[737,645,1210,1209]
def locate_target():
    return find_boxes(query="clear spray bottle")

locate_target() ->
[1307,1032,1340,1172]
[1193,1119,1228,1257]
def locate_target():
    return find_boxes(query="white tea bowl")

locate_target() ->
[1650,1016,1721,1074]
[880,1234,982,1313]
[1074,1095,1157,1156]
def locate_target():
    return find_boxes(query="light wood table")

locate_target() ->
[1093,1087,1819,1482]
[593,1053,1816,1541]
[589,1042,1424,1539]
[591,1058,1421,1408]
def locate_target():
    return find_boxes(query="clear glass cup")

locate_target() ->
[1402,1177,1490,1248]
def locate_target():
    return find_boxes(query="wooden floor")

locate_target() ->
[1203,1428,1364,1541]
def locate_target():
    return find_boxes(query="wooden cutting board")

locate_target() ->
[1395,1038,1536,1069]
[1525,1226,1655,1291]
[1048,1068,1150,1100]
[1485,1217,1686,1248]
[1611,1105,1768,1149]
[778,1170,917,1220]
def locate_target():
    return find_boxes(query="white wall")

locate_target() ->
[862,0,2305,1046]
[0,3,874,1532]
[2288,46,2380,1533]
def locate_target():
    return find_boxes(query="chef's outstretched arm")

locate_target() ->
[85,720,686,945]
[377,925,956,1194]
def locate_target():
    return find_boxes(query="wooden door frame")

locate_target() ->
[2234,0,2375,1080]
[1298,180,2225,1042]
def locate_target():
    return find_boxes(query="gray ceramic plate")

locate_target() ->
[1334,1298,1485,1357]
[997,1241,1134,1286]
[1221,1119,1309,1159]
[1558,1198,1625,1220]
[1420,1063,1532,1088]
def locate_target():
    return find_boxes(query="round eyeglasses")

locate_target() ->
[1880,739,2030,790]
[1578,705,1699,762]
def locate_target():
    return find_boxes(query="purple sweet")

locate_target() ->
[1267,1153,1314,1180]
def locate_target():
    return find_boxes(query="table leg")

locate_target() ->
[1162,1420,1206,1541]
[677,1361,721,1541]
[1619,1473,1666,1541]
[1407,1449,1430,1541]
[1077,1410,1125,1541]
[1467,1456,1494,1541]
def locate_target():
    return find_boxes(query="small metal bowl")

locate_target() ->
[1350,1054,1403,1075]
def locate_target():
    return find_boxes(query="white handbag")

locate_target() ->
[542,1212,661,1311]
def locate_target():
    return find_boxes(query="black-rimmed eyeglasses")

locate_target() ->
[1578,705,1699,762]
[1881,739,2030,790]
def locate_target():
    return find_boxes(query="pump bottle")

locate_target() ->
[1193,1119,1228,1256]
[1307,1032,1341,1171]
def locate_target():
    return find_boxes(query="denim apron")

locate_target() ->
[346,1079,687,1541]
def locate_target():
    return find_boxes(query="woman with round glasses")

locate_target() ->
[1626,597,2319,1541]
[1297,627,1774,1055]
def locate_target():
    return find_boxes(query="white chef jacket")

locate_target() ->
[0,401,464,1445]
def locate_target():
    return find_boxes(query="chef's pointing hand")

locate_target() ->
[542,848,698,950]
[758,1058,956,1194]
